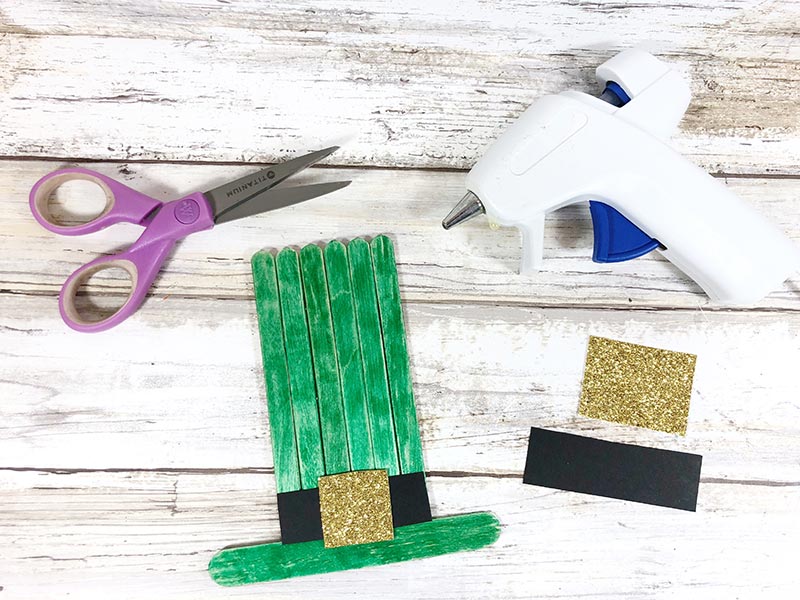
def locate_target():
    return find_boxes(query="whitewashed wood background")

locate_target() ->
[1,1,799,599]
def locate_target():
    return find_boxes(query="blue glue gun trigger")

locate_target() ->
[589,84,661,263]
[589,201,662,263]
[598,81,631,107]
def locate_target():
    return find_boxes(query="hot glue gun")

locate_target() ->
[442,49,798,304]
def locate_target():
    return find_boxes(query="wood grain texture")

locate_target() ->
[1,1,799,597]
[2,293,799,479]
[0,1,798,173]
[2,262,800,598]
[371,235,424,474]
[324,240,375,471]
[3,167,799,600]
[251,250,301,493]
[276,248,325,488]
[299,243,350,475]
[208,512,500,585]
[1,470,798,599]
[3,161,799,310]
[348,238,401,476]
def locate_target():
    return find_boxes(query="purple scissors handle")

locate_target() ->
[30,168,214,333]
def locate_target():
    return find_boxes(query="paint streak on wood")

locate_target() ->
[251,250,301,493]
[208,512,500,585]
[299,243,350,475]
[371,235,425,474]
[348,238,401,476]
[324,240,376,471]
[276,248,325,488]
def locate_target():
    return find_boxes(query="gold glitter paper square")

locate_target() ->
[318,469,394,549]
[579,336,697,435]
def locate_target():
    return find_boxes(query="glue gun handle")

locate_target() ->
[519,214,546,274]
[610,155,799,304]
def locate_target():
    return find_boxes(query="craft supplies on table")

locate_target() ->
[520,335,701,511]
[13,35,796,595]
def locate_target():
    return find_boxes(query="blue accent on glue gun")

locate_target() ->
[588,80,662,263]
[599,81,631,107]
[589,201,661,263]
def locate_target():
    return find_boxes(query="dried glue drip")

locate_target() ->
[578,336,697,436]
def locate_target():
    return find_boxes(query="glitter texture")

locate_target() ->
[318,470,394,548]
[578,336,697,435]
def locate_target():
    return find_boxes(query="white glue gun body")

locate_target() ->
[444,50,798,304]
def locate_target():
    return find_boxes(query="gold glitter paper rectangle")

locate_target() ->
[579,336,697,435]
[318,469,394,549]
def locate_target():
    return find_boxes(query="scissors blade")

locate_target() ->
[204,146,341,218]
[213,180,351,225]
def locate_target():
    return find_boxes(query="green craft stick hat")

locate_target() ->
[209,236,499,585]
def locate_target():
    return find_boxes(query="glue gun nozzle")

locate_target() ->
[442,191,485,230]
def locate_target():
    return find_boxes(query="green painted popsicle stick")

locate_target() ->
[323,241,375,471]
[250,251,301,494]
[276,248,324,489]
[209,512,501,586]
[348,239,400,476]
[299,244,349,476]
[370,236,425,475]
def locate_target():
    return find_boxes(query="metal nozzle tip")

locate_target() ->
[442,191,485,230]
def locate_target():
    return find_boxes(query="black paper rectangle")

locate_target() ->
[276,472,433,544]
[277,488,323,544]
[389,472,432,527]
[523,427,702,511]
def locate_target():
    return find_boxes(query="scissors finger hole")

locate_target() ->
[63,262,136,326]
[33,174,115,227]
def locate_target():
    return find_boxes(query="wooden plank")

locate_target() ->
[2,292,799,479]
[1,469,798,598]
[275,248,325,489]
[371,235,425,474]
[324,240,375,470]
[5,161,799,310]
[251,250,301,493]
[348,239,400,476]
[299,243,349,475]
[0,1,798,173]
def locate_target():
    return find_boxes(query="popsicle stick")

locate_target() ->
[323,241,375,471]
[371,235,425,474]
[348,238,400,476]
[250,251,301,494]
[208,512,501,586]
[299,244,349,476]
[276,248,324,489]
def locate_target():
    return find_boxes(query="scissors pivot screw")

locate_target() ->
[175,199,200,224]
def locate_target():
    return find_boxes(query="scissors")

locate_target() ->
[30,147,350,333]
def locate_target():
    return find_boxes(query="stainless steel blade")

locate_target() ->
[213,180,351,224]
[204,146,340,217]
